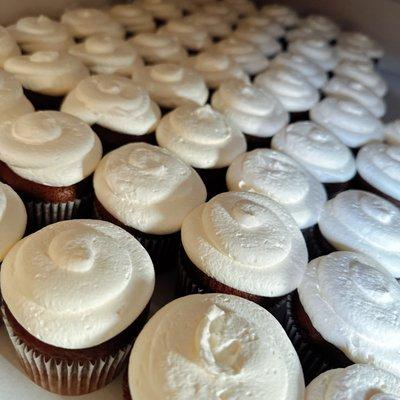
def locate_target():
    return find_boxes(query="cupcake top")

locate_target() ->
[186,51,250,89]
[7,15,74,53]
[128,293,305,399]
[201,2,239,24]
[227,149,327,229]
[288,37,338,71]
[1,219,155,349]
[211,80,289,138]
[334,59,387,97]
[385,120,400,146]
[261,4,299,28]
[129,32,187,64]
[0,111,102,187]
[285,26,324,43]
[299,15,340,42]
[109,4,156,33]
[338,31,384,60]
[306,364,400,399]
[69,34,143,76]
[158,18,211,51]
[0,70,34,124]
[211,38,268,75]
[131,63,208,109]
[324,76,386,118]
[136,0,183,21]
[318,191,400,276]
[299,251,400,374]
[272,122,356,183]
[0,183,26,261]
[4,50,89,96]
[357,143,400,201]
[156,104,246,169]
[94,143,206,234]
[61,8,124,39]
[254,66,320,113]
[310,97,384,148]
[61,74,160,136]
[270,52,328,89]
[237,16,285,39]
[182,192,308,296]
[0,26,20,67]
[186,12,232,39]
[222,0,256,16]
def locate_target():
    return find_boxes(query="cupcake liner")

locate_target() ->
[244,134,272,151]
[305,224,336,260]
[195,167,228,200]
[122,369,132,400]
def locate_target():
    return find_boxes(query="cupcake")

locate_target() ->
[185,12,232,41]
[93,142,206,273]
[7,15,74,53]
[178,192,308,308]
[298,15,340,43]
[310,97,384,151]
[4,50,89,110]
[356,142,400,207]
[199,2,239,25]
[272,122,356,198]
[254,66,320,122]
[237,16,285,42]
[323,76,386,118]
[61,8,124,40]
[109,4,156,35]
[126,293,305,400]
[68,34,144,76]
[131,63,208,113]
[222,0,256,17]
[61,74,160,151]
[261,4,299,29]
[286,251,400,382]
[0,111,102,230]
[385,119,400,146]
[135,0,183,25]
[306,364,400,399]
[0,26,20,67]
[211,80,289,149]
[1,219,155,395]
[156,105,246,198]
[129,32,187,64]
[317,190,400,277]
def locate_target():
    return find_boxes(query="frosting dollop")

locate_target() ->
[299,15,340,41]
[310,97,384,148]
[223,0,256,16]
[261,4,299,28]
[128,293,305,399]
[1,219,155,349]
[272,122,356,183]
[318,191,400,276]
[94,143,206,234]
[385,120,400,146]
[299,251,400,374]
[182,192,308,296]
[0,111,102,187]
[200,2,239,23]
[0,26,20,67]
[338,31,384,60]
[156,104,246,169]
[227,149,327,229]
[211,80,289,138]
[109,4,155,33]
[237,16,285,39]
[135,0,183,21]
[61,74,160,136]
[186,12,232,39]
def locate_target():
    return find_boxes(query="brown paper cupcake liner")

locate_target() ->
[122,369,132,400]
[23,89,64,111]
[195,167,228,200]
[305,224,336,261]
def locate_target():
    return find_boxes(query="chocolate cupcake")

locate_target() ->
[4,50,89,110]
[286,251,400,382]
[254,66,320,122]
[156,105,246,198]
[385,119,400,146]
[261,4,299,29]
[223,0,256,17]
[212,80,289,150]
[272,122,356,198]
[185,12,232,41]
[1,219,155,395]
[298,15,340,43]
[0,111,102,231]
[135,0,183,26]
[126,293,305,400]
[109,4,156,35]
[237,16,285,42]
[178,191,308,309]
[0,26,20,67]
[93,142,206,273]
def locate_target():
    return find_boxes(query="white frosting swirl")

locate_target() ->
[109,4,156,33]
[385,120,400,146]
[94,143,206,234]
[300,15,340,42]
[310,97,384,148]
[186,12,232,39]
[131,63,208,109]
[201,3,239,24]
[61,74,160,136]
[299,251,400,373]
[318,191,400,276]
[254,66,320,113]
[338,31,384,59]
[4,51,89,96]
[237,16,285,39]
[182,192,308,296]
[0,111,102,187]
[306,364,400,400]
[336,43,375,64]
[129,293,305,399]
[357,143,400,201]
[7,15,74,53]
[0,26,20,67]
[261,4,299,28]
[1,219,155,349]
[211,80,289,138]
[272,122,356,183]
[222,0,256,16]
[227,149,327,229]
[286,27,326,43]
[324,76,386,118]
[136,0,183,21]
[61,8,124,39]
[156,104,246,169]
[0,183,26,261]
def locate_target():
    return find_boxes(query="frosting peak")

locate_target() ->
[0,26,20,67]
